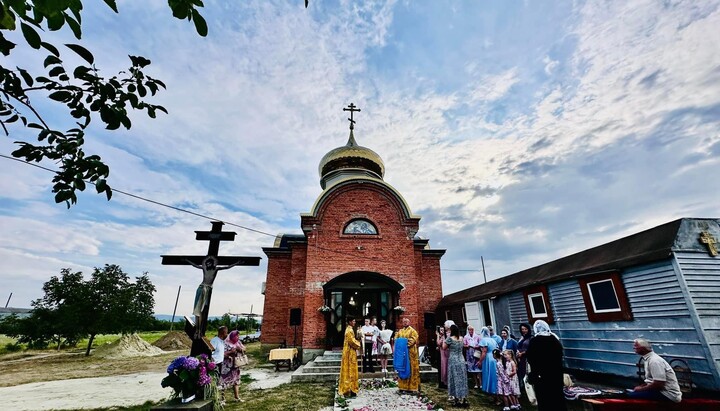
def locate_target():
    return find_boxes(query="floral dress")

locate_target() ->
[463,332,481,373]
[497,360,520,396]
[446,337,469,400]
[220,339,245,389]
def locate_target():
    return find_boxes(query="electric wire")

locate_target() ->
[1,153,483,273]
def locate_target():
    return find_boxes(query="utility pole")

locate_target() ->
[170,285,181,331]
[481,256,487,283]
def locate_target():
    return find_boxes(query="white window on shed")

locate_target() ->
[527,292,548,318]
[587,279,621,313]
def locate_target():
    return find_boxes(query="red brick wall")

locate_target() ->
[262,181,444,349]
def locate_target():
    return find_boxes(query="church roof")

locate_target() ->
[318,131,385,188]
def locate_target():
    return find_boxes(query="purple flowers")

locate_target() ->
[162,354,218,396]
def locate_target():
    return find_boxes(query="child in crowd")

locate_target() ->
[504,349,521,410]
[495,349,522,410]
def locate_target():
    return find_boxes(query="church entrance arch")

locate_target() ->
[323,271,403,348]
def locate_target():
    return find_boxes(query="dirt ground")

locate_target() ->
[0,350,180,388]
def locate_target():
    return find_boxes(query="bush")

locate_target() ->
[4,342,22,352]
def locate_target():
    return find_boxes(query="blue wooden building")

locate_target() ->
[437,218,720,391]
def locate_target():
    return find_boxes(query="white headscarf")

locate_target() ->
[479,326,491,339]
[444,320,455,328]
[533,320,559,340]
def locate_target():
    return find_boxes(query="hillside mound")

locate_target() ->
[153,331,192,351]
[93,333,164,359]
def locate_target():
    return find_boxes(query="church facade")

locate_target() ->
[261,122,445,361]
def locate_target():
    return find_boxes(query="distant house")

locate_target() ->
[436,218,720,391]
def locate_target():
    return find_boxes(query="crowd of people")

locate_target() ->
[333,315,684,410]
[205,313,682,410]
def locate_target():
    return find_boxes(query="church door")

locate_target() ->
[323,271,403,349]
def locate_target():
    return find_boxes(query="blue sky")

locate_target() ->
[1,0,719,317]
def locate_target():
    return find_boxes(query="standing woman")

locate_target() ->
[463,326,482,389]
[525,320,567,411]
[499,328,518,353]
[436,325,449,388]
[443,324,469,407]
[220,330,246,402]
[516,323,532,384]
[477,327,499,402]
[377,319,394,373]
[339,318,361,397]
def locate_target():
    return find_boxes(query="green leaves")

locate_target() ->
[192,9,207,37]
[65,43,93,64]
[168,0,208,37]
[2,0,208,207]
[19,266,156,354]
[20,22,40,48]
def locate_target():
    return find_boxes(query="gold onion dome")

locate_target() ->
[318,130,385,188]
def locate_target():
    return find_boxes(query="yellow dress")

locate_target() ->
[338,326,361,395]
[396,325,420,392]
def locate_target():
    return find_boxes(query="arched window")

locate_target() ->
[343,219,378,235]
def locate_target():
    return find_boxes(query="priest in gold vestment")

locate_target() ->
[396,317,421,393]
[338,318,361,397]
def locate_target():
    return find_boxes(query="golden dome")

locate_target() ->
[318,131,385,182]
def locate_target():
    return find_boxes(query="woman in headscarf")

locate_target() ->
[221,330,246,402]
[525,320,566,411]
[499,327,518,353]
[463,325,482,389]
[516,323,532,383]
[477,326,499,401]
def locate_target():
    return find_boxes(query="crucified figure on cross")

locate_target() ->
[188,256,240,338]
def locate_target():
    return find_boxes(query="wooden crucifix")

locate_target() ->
[161,221,261,356]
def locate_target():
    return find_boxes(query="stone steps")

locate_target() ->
[290,351,438,383]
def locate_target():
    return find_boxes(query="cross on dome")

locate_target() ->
[343,103,361,130]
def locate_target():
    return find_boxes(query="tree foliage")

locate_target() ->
[2,265,156,355]
[0,0,206,207]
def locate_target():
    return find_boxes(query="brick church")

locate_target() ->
[261,107,445,361]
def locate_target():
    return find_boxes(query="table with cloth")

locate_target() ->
[269,348,298,371]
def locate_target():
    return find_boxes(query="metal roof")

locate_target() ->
[438,218,686,308]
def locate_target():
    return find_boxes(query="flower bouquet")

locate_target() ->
[161,354,218,405]
[317,305,332,313]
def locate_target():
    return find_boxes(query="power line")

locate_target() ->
[1,153,483,273]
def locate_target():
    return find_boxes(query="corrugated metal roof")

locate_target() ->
[438,218,684,308]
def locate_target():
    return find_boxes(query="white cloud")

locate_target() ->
[1,0,718,318]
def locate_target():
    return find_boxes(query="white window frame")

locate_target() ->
[586,279,621,313]
[445,310,451,321]
[527,292,548,318]
[461,306,467,323]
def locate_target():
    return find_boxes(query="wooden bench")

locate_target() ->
[582,398,720,411]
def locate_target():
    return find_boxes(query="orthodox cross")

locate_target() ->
[699,230,718,256]
[161,221,261,356]
[343,102,361,130]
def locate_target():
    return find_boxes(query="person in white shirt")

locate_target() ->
[210,326,228,366]
[361,318,376,373]
[629,338,682,403]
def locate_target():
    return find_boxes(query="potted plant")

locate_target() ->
[317,305,332,314]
